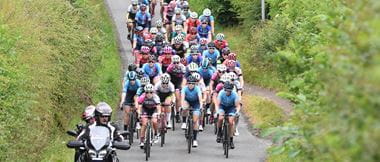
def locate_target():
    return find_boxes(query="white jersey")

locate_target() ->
[154,81,175,93]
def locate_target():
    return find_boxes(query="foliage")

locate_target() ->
[189,0,239,26]
[0,0,120,161]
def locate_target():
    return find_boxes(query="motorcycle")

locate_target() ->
[67,125,130,162]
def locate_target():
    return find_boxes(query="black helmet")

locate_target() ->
[208,42,215,48]
[128,64,137,71]
[155,33,164,42]
[223,81,234,91]
[136,68,144,78]
[187,75,197,83]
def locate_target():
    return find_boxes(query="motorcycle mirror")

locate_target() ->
[113,141,131,150]
[66,140,84,148]
[66,130,78,137]
[118,131,129,137]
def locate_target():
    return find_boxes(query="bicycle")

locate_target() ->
[128,103,139,145]
[170,102,176,131]
[159,113,166,147]
[184,107,194,154]
[221,114,231,158]
[144,116,154,161]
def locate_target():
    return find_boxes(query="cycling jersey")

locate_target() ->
[182,10,191,19]
[138,93,160,116]
[181,86,202,102]
[197,25,211,38]
[186,54,203,66]
[217,90,239,116]
[167,63,186,89]
[172,14,187,26]
[223,59,242,68]
[199,15,215,26]
[198,66,216,86]
[138,0,149,5]
[133,34,144,50]
[136,54,150,67]
[154,81,175,102]
[123,80,141,92]
[213,40,228,50]
[158,55,172,72]
[136,86,145,96]
[185,34,200,44]
[198,45,208,54]
[172,44,186,58]
[202,49,220,67]
[171,32,186,40]
[227,67,243,77]
[127,5,140,20]
[135,11,151,28]
[142,63,162,78]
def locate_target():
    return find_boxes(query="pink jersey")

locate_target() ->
[215,83,224,93]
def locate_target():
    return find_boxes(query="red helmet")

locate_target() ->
[141,46,150,53]
[163,46,172,54]
[180,58,187,65]
[226,60,236,68]
[190,27,197,34]
[228,53,237,61]
[200,38,207,45]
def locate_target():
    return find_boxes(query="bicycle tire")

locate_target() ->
[171,105,176,131]
[187,119,193,154]
[224,118,230,158]
[160,114,166,147]
[145,121,151,161]
[129,112,134,145]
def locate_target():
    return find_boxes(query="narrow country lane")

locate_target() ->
[103,0,271,161]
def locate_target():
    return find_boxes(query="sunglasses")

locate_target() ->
[146,91,153,94]
[100,115,110,118]
[173,62,179,64]
[209,47,215,50]
[129,79,136,81]
[202,23,207,24]
[188,83,195,85]
[149,61,154,63]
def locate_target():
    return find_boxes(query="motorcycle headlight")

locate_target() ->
[88,149,97,158]
[98,150,108,158]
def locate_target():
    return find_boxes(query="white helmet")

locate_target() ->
[192,73,201,81]
[217,64,227,72]
[144,84,154,92]
[156,20,163,27]
[190,12,198,19]
[188,62,199,72]
[203,8,211,16]
[172,55,181,63]
[82,105,95,120]
[131,0,138,5]
[150,27,158,34]
[216,33,225,41]
[161,73,171,83]
[175,8,182,14]
[95,102,112,117]
[174,36,183,44]
[140,76,150,85]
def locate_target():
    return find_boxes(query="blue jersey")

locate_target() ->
[181,86,202,102]
[218,90,239,107]
[186,55,203,66]
[199,15,215,25]
[142,63,162,77]
[202,50,220,65]
[136,87,145,96]
[197,26,211,38]
[198,67,215,81]
[198,45,208,54]
[123,80,141,92]
[135,11,151,25]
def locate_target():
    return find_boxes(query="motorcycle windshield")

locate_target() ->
[89,126,110,151]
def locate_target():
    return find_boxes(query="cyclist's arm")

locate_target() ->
[239,75,244,88]
[197,87,203,107]
[180,88,186,108]
[120,82,128,107]
[235,95,241,113]
[184,20,189,33]
[215,92,221,113]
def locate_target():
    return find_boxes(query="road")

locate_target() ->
[103,0,271,161]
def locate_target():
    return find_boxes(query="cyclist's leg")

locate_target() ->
[140,114,148,143]
[192,103,201,141]
[175,89,181,117]
[164,96,172,124]
[152,114,159,135]
[124,105,131,130]
[181,100,190,128]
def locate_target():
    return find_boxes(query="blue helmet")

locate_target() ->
[127,71,137,80]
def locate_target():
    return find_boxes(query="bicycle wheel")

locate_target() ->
[171,105,176,131]
[145,122,151,161]
[187,119,193,154]
[160,114,166,147]
[129,112,134,145]
[224,119,230,158]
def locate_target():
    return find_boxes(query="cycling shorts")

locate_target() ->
[142,107,157,117]
[124,90,137,105]
[171,77,183,90]
[218,104,236,116]
[183,100,201,116]
[157,92,173,103]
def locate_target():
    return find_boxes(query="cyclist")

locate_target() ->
[155,20,168,42]
[185,27,200,46]
[186,51,203,66]
[181,1,191,19]
[180,76,203,147]
[154,74,176,129]
[198,38,208,54]
[227,72,243,136]
[163,1,177,39]
[214,33,229,51]
[166,55,186,122]
[132,26,145,50]
[199,8,215,36]
[215,81,240,149]
[126,0,140,40]
[120,71,141,132]
[202,42,220,67]
[135,4,151,31]
[218,47,231,64]
[171,25,186,44]
[184,12,200,34]
[154,33,166,56]
[172,36,187,58]
[135,46,151,68]
[172,8,187,32]
[142,55,162,84]
[137,84,162,147]
[198,58,215,113]
[191,72,207,131]
[158,46,174,73]
[226,60,244,88]
[197,19,212,43]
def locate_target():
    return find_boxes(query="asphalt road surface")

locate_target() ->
[103,0,270,161]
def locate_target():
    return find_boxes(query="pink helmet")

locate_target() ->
[228,53,237,61]
[169,1,176,8]
[141,46,150,53]
[163,46,172,54]
[200,38,208,45]
[226,60,236,68]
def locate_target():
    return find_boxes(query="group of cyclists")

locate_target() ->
[122,0,244,150]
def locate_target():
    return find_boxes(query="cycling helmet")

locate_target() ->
[183,1,189,9]
[188,62,199,72]
[150,27,158,34]
[127,71,137,80]
[156,20,163,27]
[140,76,150,85]
[131,0,138,5]
[155,33,164,42]
[160,73,171,83]
[174,36,182,44]
[228,53,237,61]
[200,38,208,45]
[145,39,154,46]
[187,75,197,83]
[141,46,150,53]
[172,55,181,63]
[175,25,183,31]
[177,33,186,41]
[190,27,197,34]
[82,105,95,120]
[201,58,210,69]
[149,55,156,61]
[190,12,198,19]
[144,84,154,92]
[136,68,144,78]
[95,102,112,117]
[208,42,215,48]
[163,46,172,54]
[226,60,236,68]
[222,47,231,55]
[128,64,137,71]
[192,73,201,81]
[217,64,227,73]
[203,8,211,16]
[136,26,144,32]
[223,81,234,91]
[169,1,176,8]
[190,45,198,51]
[228,72,238,81]
[140,3,147,10]
[175,8,182,14]
[216,33,225,41]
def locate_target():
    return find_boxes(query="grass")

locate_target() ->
[242,95,285,130]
